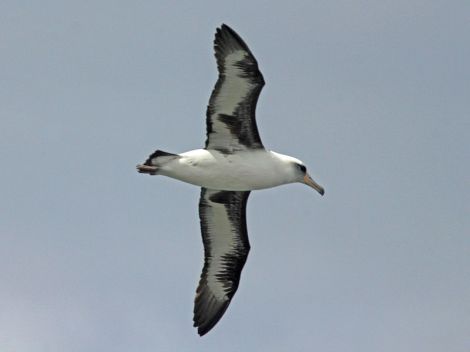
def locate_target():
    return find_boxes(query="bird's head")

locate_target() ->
[294,162,325,196]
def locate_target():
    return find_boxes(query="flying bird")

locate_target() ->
[137,24,324,336]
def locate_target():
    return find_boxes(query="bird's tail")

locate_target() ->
[136,149,179,175]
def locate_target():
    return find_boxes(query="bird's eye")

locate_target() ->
[298,164,307,173]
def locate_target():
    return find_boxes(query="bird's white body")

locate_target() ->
[156,149,302,191]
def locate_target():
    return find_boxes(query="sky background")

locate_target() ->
[1,1,469,351]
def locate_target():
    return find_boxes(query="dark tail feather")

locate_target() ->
[144,150,179,165]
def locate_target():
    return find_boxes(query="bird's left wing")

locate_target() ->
[205,24,265,153]
[194,188,251,336]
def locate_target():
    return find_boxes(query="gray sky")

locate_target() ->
[1,1,469,351]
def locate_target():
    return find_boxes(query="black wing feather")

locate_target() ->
[205,24,265,153]
[194,188,251,336]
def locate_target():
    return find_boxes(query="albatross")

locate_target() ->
[137,24,324,336]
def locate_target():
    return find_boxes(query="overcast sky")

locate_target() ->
[1,1,469,351]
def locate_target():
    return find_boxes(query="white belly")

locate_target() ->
[157,149,297,191]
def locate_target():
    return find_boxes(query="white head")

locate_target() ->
[292,161,325,195]
[271,152,324,195]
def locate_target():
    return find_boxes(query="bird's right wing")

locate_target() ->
[194,188,251,336]
[204,24,265,153]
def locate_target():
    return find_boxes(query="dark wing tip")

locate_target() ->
[194,305,229,336]
[214,23,255,58]
[219,24,248,47]
[193,286,231,336]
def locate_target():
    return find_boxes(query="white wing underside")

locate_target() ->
[194,188,250,336]
[204,24,265,153]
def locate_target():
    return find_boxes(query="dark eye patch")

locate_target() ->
[298,164,306,173]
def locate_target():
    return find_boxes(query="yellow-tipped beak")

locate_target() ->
[304,174,325,196]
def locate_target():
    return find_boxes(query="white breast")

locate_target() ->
[158,149,298,191]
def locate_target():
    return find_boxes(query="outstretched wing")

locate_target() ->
[194,188,251,336]
[205,24,265,153]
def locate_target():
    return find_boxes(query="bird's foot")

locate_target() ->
[136,164,158,175]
